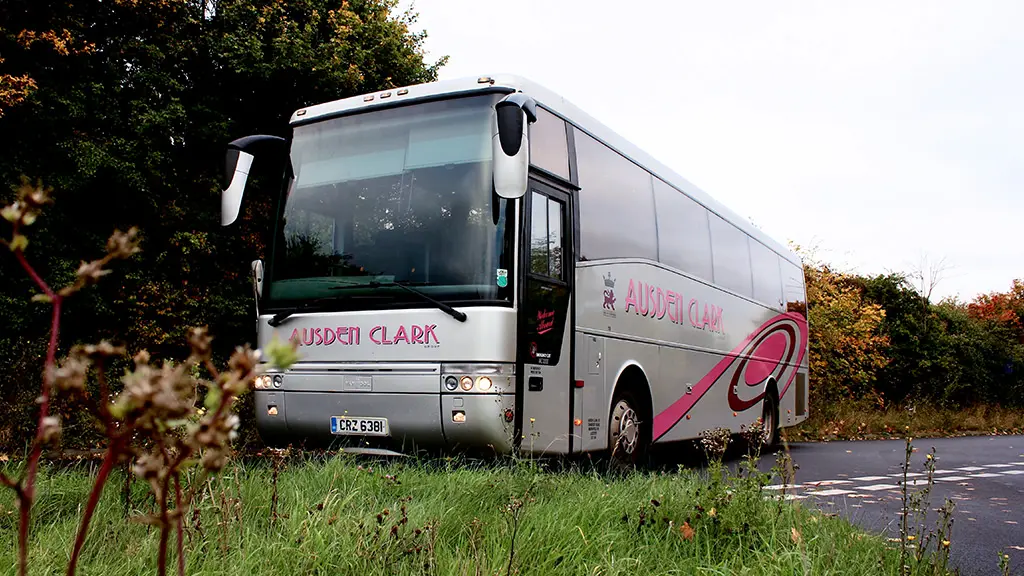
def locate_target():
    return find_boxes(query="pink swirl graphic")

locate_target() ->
[652,312,807,441]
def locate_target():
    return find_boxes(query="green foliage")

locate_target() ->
[0,0,444,451]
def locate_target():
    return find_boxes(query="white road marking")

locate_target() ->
[763,484,799,491]
[984,464,1014,468]
[859,484,899,491]
[999,470,1024,475]
[969,473,1002,478]
[890,472,925,478]
[935,476,972,482]
[957,467,986,472]
[808,488,855,497]
[851,476,890,481]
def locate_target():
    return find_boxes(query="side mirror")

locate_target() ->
[251,259,265,298]
[492,93,537,199]
[220,135,287,226]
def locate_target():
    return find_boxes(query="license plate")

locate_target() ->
[330,416,389,437]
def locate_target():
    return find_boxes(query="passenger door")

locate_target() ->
[518,181,575,454]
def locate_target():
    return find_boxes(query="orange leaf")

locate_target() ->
[680,522,695,541]
[791,527,801,544]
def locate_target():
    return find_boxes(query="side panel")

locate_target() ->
[575,261,808,443]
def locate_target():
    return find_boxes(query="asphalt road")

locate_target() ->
[740,435,1024,576]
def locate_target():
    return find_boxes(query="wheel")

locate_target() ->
[760,392,780,449]
[608,388,649,469]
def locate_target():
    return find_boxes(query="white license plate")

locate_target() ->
[330,416,389,437]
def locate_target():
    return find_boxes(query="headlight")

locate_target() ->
[255,375,272,389]
[475,376,492,391]
[459,376,474,391]
[444,376,459,391]
[273,374,284,388]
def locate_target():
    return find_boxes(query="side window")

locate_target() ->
[781,259,807,318]
[708,214,753,297]
[749,239,783,306]
[529,191,565,280]
[529,108,569,179]
[574,130,657,261]
[653,178,713,281]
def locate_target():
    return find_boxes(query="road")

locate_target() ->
[743,435,1024,576]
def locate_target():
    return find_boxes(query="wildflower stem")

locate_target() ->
[14,250,62,576]
[68,436,127,576]
[175,474,185,576]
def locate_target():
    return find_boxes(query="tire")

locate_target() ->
[760,392,780,450]
[608,388,649,470]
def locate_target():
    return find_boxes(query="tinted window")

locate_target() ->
[574,130,657,261]
[529,191,565,280]
[709,214,752,297]
[653,178,713,280]
[781,259,807,318]
[530,108,569,179]
[749,239,782,306]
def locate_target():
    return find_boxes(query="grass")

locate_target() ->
[0,451,955,575]
[792,400,1024,442]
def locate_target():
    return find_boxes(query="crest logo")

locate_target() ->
[602,272,616,316]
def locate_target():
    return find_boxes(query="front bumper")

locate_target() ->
[254,390,516,453]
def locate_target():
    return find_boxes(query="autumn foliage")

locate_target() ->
[799,246,1024,415]
[802,254,890,406]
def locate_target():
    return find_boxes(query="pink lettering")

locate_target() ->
[314,327,323,346]
[351,326,360,345]
[656,288,667,320]
[667,291,678,323]
[712,306,724,333]
[336,327,349,345]
[424,324,438,344]
[324,327,336,345]
[412,325,424,344]
[702,303,712,330]
[688,299,699,327]
[625,280,638,314]
[290,329,301,345]
[393,325,409,344]
[638,282,649,316]
[302,328,314,346]
[381,326,393,345]
[648,285,657,317]
[369,325,382,345]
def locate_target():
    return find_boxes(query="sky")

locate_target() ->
[402,0,1024,302]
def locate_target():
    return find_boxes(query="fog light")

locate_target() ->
[267,405,278,416]
[475,376,492,391]
[459,376,473,391]
[255,375,272,389]
[452,410,466,423]
[445,376,459,391]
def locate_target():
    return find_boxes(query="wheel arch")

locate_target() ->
[608,362,654,430]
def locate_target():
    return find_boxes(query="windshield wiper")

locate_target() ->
[266,296,348,327]
[329,281,467,323]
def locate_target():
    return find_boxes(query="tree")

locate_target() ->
[0,0,445,450]
[800,253,891,407]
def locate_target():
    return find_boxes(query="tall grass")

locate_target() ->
[793,400,1024,441]
[1,453,953,575]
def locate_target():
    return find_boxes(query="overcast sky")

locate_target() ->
[405,0,1023,302]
